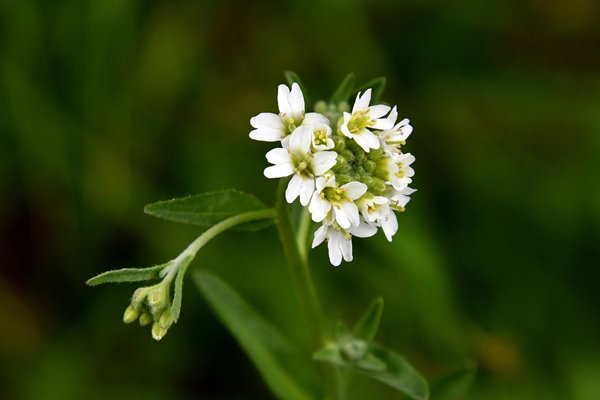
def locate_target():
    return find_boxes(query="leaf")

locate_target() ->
[355,77,386,103]
[86,263,168,286]
[170,256,193,323]
[430,363,476,400]
[194,271,322,400]
[284,71,310,107]
[314,342,429,400]
[329,73,356,104]
[144,190,273,231]
[353,297,384,341]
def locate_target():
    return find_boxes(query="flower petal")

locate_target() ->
[309,194,331,222]
[348,222,377,238]
[277,84,292,116]
[369,104,390,119]
[342,181,367,200]
[311,151,337,176]
[327,233,343,266]
[302,113,329,127]
[264,163,293,179]
[353,128,380,152]
[341,201,360,227]
[352,89,371,112]
[265,147,290,165]
[288,83,305,119]
[312,224,327,248]
[285,174,302,203]
[287,126,311,155]
[381,211,398,242]
[250,113,284,129]
[250,128,283,142]
[333,206,351,229]
[299,175,315,206]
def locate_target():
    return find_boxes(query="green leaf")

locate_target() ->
[144,190,273,231]
[330,73,356,104]
[430,364,476,400]
[170,256,193,323]
[356,77,386,103]
[86,263,168,286]
[353,297,384,341]
[314,342,429,400]
[194,271,322,400]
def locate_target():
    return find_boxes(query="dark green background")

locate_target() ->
[1,0,599,398]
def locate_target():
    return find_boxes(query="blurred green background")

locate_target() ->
[1,0,599,398]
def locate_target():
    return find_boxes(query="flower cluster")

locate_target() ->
[250,83,415,266]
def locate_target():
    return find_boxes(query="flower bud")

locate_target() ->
[314,100,327,113]
[123,305,139,324]
[139,312,152,327]
[152,322,168,341]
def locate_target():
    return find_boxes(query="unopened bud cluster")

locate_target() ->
[250,83,416,265]
[123,277,174,341]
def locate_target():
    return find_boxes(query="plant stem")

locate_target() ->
[166,208,278,280]
[275,179,343,400]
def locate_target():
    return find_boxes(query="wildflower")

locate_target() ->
[379,106,413,153]
[309,176,367,229]
[340,89,394,152]
[263,126,337,206]
[250,83,329,142]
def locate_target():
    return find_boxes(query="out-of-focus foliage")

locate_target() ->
[1,0,599,399]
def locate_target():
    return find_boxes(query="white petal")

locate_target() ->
[265,148,290,165]
[342,181,367,200]
[333,206,351,229]
[369,105,390,119]
[299,176,315,206]
[285,174,302,203]
[387,106,398,125]
[353,129,380,152]
[315,176,327,192]
[277,84,292,116]
[250,113,284,129]
[311,151,337,176]
[348,222,377,238]
[249,128,283,142]
[309,194,331,222]
[327,236,343,266]
[353,89,371,112]
[264,163,293,178]
[372,118,394,130]
[302,113,329,127]
[340,236,353,262]
[288,126,311,155]
[288,83,305,119]
[312,224,327,248]
[341,201,360,227]
[340,112,352,138]
[381,211,398,242]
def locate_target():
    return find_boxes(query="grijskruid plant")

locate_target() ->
[87,72,443,400]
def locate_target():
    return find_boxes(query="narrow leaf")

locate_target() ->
[314,342,429,400]
[144,190,273,231]
[430,364,476,400]
[194,271,322,400]
[355,77,386,103]
[86,263,168,286]
[170,256,193,323]
[353,297,384,341]
[330,73,356,104]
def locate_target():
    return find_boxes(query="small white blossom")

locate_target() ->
[390,153,415,190]
[309,176,367,229]
[310,124,335,151]
[263,126,337,206]
[357,196,398,241]
[380,106,413,153]
[312,222,353,266]
[250,83,329,142]
[388,186,417,208]
[340,89,393,152]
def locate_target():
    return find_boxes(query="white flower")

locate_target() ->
[380,106,413,153]
[309,176,367,229]
[263,126,337,206]
[312,222,353,266]
[389,153,415,190]
[310,124,335,151]
[357,196,398,241]
[388,186,416,208]
[250,83,329,142]
[340,88,393,152]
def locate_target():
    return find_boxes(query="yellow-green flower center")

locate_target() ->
[347,109,373,133]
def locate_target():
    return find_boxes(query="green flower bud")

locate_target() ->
[314,100,327,113]
[139,312,152,327]
[123,305,139,324]
[151,322,168,341]
[370,178,386,194]
[159,310,173,330]
[337,101,350,113]
[341,339,368,361]
[363,160,376,173]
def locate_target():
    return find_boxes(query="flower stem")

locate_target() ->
[275,179,343,400]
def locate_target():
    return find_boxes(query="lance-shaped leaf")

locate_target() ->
[353,297,384,341]
[86,263,169,286]
[355,77,386,103]
[314,341,429,400]
[144,190,274,231]
[430,363,477,400]
[194,271,322,400]
[330,73,356,104]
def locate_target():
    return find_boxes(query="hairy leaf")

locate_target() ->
[86,263,168,286]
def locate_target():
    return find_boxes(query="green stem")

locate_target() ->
[275,179,343,400]
[165,209,278,281]
[296,208,312,262]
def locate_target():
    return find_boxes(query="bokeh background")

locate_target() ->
[1,0,599,399]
